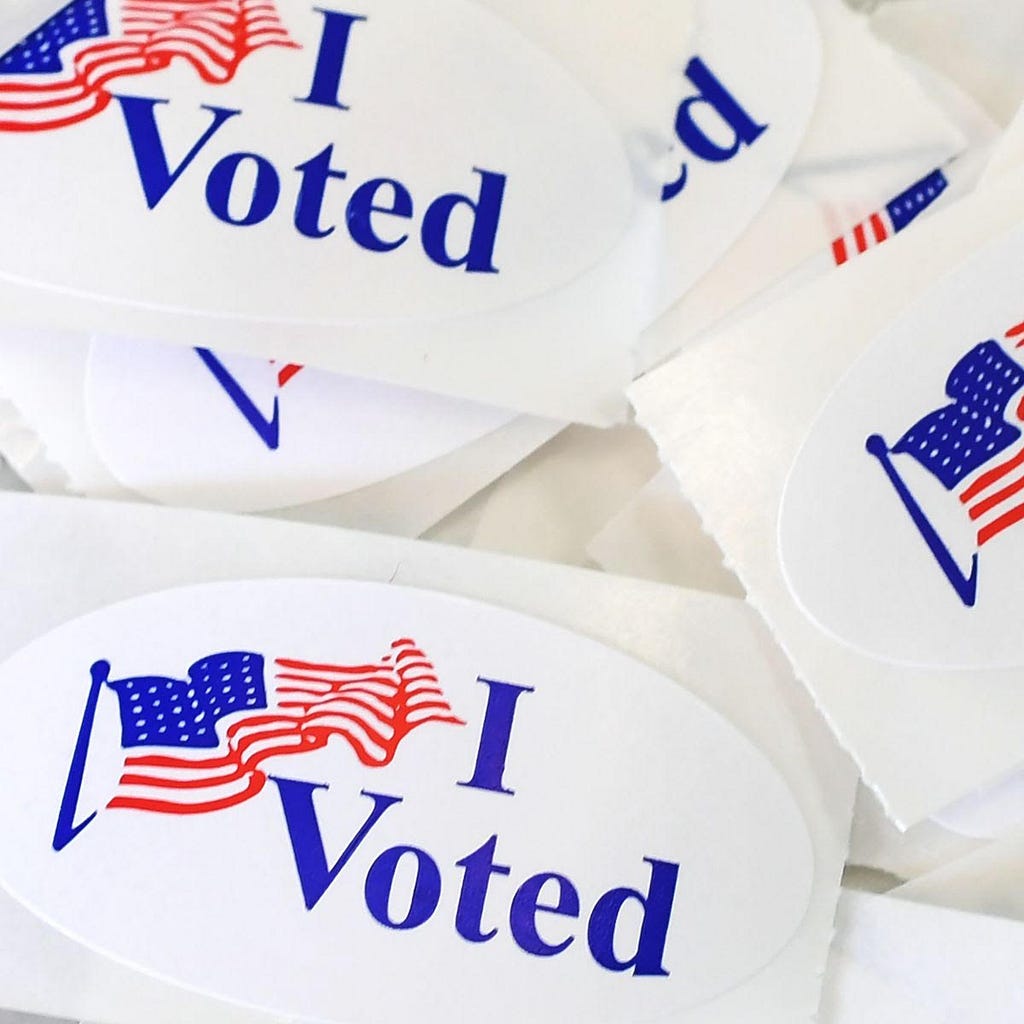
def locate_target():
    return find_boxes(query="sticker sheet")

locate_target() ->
[0,493,855,1024]
[587,468,744,597]
[632,169,1024,827]
[894,825,1024,921]
[0,329,561,535]
[0,0,824,423]
[454,424,662,568]
[870,0,1024,127]
[820,891,1024,1024]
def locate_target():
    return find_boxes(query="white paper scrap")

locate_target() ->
[820,890,1024,1024]
[587,469,744,597]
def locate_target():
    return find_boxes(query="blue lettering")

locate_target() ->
[297,8,367,111]
[458,676,533,796]
[294,144,348,238]
[421,168,507,273]
[347,177,413,252]
[587,858,680,976]
[365,845,442,930]
[205,152,281,226]
[455,834,510,943]
[662,56,768,202]
[510,872,579,957]
[269,778,401,911]
[116,97,508,270]
[115,95,240,209]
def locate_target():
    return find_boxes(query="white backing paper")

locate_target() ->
[86,335,516,512]
[631,170,1024,827]
[587,469,743,597]
[0,329,561,537]
[820,890,1024,1024]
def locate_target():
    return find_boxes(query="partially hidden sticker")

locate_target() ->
[0,579,813,1023]
[780,224,1024,668]
[85,335,514,512]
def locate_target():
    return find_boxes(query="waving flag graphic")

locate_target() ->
[194,348,304,451]
[54,638,464,847]
[0,0,297,132]
[866,321,1024,606]
[831,168,949,267]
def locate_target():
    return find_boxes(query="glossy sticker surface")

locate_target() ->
[0,579,813,1023]
[0,0,632,321]
[85,335,514,511]
[0,0,820,423]
[781,225,1024,667]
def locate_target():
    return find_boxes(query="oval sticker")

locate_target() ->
[0,579,812,1023]
[0,0,633,323]
[780,225,1024,668]
[85,335,514,512]
[0,0,820,423]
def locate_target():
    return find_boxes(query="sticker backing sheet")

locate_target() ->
[632,170,1024,828]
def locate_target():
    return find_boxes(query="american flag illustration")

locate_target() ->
[194,348,303,450]
[0,0,296,132]
[866,320,1024,607]
[96,638,464,815]
[272,360,303,388]
[831,168,948,267]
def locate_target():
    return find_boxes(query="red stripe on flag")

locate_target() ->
[0,0,298,132]
[978,500,1024,546]
[853,223,868,254]
[108,638,465,815]
[276,364,303,387]
[967,472,1024,521]
[869,213,888,243]
[108,773,267,814]
[960,447,1024,504]
[1006,320,1024,347]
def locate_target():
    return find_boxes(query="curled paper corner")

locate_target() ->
[633,425,886,830]
[585,467,745,598]
[628,390,839,739]
[628,401,732,559]
[0,395,73,497]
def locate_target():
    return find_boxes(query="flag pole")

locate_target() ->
[866,434,978,606]
[194,348,282,450]
[52,659,109,851]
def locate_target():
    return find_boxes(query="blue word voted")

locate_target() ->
[113,7,506,273]
[661,57,768,203]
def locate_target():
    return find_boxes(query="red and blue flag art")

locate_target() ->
[53,638,464,849]
[0,0,296,132]
[831,168,948,267]
[195,348,304,450]
[866,320,1024,607]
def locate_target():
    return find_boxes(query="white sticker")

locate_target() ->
[0,578,813,1024]
[0,0,633,321]
[85,335,514,512]
[473,0,824,319]
[0,0,820,422]
[780,224,1024,668]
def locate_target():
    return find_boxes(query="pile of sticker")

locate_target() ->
[0,0,1019,1021]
